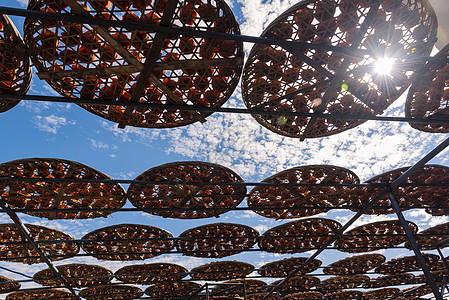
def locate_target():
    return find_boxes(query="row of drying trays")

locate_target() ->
[0,0,447,138]
[0,218,447,263]
[0,253,444,299]
[1,158,449,220]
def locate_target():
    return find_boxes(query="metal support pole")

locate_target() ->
[440,276,447,296]
[387,191,442,300]
[205,283,209,300]
[243,283,247,300]
[0,197,80,299]
[262,134,449,300]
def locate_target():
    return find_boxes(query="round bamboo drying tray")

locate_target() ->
[334,220,418,253]
[362,287,400,299]
[283,291,322,300]
[258,256,322,277]
[375,253,440,274]
[319,274,370,291]
[115,263,188,284]
[323,290,363,300]
[361,273,415,288]
[323,253,386,275]
[5,288,76,300]
[0,275,20,294]
[406,43,449,132]
[212,279,267,296]
[258,218,342,254]
[190,261,255,281]
[241,0,437,139]
[248,165,359,219]
[33,263,113,287]
[0,223,79,264]
[81,224,175,261]
[127,161,246,219]
[176,222,259,258]
[0,15,32,113]
[405,222,449,250]
[24,0,243,128]
[413,268,449,285]
[398,285,432,300]
[347,164,449,215]
[145,281,201,299]
[79,284,143,300]
[0,158,127,219]
[272,275,320,292]
[212,279,279,300]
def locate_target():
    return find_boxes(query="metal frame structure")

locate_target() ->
[0,3,448,300]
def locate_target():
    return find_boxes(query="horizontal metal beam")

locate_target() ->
[2,94,449,125]
[2,176,449,188]
[0,6,370,57]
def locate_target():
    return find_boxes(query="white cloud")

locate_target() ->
[33,115,76,134]
[90,139,110,150]
[15,0,27,7]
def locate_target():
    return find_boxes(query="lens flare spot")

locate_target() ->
[277,116,287,125]
[341,83,349,91]
[312,98,322,108]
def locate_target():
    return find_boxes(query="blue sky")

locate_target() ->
[1,0,449,297]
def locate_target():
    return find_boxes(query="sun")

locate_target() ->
[374,57,396,75]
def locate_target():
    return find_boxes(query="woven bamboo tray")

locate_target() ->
[115,263,188,284]
[374,253,440,274]
[347,164,449,215]
[0,158,127,219]
[323,290,363,300]
[335,220,418,253]
[81,224,175,261]
[362,287,400,299]
[190,260,255,281]
[272,275,320,292]
[128,161,246,219]
[24,0,243,128]
[79,284,143,300]
[323,253,386,275]
[258,218,342,254]
[399,285,432,300]
[0,223,79,264]
[413,269,448,285]
[0,275,20,294]
[405,222,449,250]
[406,43,449,132]
[212,279,279,300]
[248,165,359,219]
[211,279,267,295]
[177,222,259,258]
[5,288,76,300]
[33,263,113,287]
[258,257,322,277]
[145,281,201,299]
[283,291,322,300]
[245,292,278,300]
[0,15,32,114]
[242,0,437,138]
[319,274,370,291]
[362,273,415,289]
